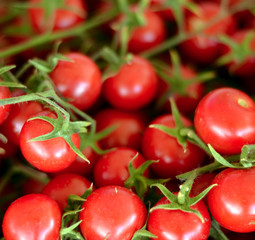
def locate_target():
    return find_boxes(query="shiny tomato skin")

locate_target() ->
[93,147,148,188]
[2,101,44,146]
[207,167,255,233]
[19,110,80,172]
[50,52,102,111]
[94,108,146,150]
[28,0,87,33]
[0,84,11,125]
[194,87,255,155]
[127,9,166,54]
[79,185,147,240]
[142,114,206,178]
[42,173,92,211]
[147,196,211,240]
[103,55,158,110]
[2,193,61,240]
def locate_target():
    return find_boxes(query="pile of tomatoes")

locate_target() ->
[0,0,255,239]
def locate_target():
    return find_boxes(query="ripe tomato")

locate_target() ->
[94,108,147,150]
[93,147,148,188]
[207,167,255,233]
[79,185,147,240]
[50,52,102,111]
[194,87,255,155]
[142,114,206,178]
[0,84,11,125]
[28,0,87,33]
[19,110,80,172]
[2,193,61,240]
[179,2,236,66]
[147,194,211,240]
[41,173,92,211]
[103,55,158,110]
[126,8,167,54]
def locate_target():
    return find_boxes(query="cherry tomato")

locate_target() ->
[147,194,211,240]
[2,193,61,240]
[208,167,255,233]
[50,52,102,111]
[42,173,92,211]
[103,55,158,110]
[28,0,87,33]
[19,110,80,172]
[93,147,148,188]
[126,8,167,54]
[79,185,147,240]
[142,114,206,178]
[94,108,147,150]
[179,2,236,66]
[0,83,11,125]
[194,87,255,155]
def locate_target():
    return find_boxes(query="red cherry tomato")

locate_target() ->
[50,52,102,111]
[19,110,80,172]
[93,147,148,188]
[42,173,92,211]
[194,87,255,155]
[2,194,61,240]
[127,8,167,54]
[79,185,147,240]
[94,108,147,150]
[208,167,255,233]
[147,194,211,240]
[142,114,206,178]
[28,0,87,33]
[103,55,158,110]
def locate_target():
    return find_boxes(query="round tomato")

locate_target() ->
[28,0,87,33]
[94,108,147,150]
[41,173,92,211]
[50,52,102,111]
[93,147,148,188]
[147,194,211,240]
[126,8,167,54]
[2,193,61,240]
[103,55,158,110]
[79,185,147,240]
[142,114,206,178]
[19,110,80,172]
[208,167,255,233]
[194,87,255,155]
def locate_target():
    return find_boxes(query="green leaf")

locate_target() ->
[131,229,157,240]
[0,65,16,75]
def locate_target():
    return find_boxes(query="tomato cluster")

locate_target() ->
[0,0,255,239]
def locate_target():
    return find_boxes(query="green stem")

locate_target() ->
[177,154,240,181]
[0,9,118,59]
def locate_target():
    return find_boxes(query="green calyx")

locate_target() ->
[124,154,169,199]
[150,172,217,223]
